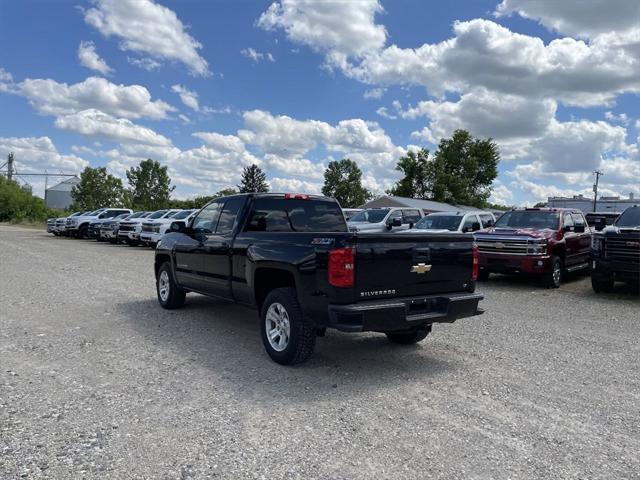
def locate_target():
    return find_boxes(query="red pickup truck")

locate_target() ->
[474,208,592,288]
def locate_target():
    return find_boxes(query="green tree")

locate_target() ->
[71,166,125,210]
[426,130,499,207]
[0,176,58,222]
[321,158,371,208]
[126,159,175,210]
[238,164,269,193]
[388,148,431,198]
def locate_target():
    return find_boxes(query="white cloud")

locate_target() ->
[127,56,162,71]
[84,0,209,76]
[0,136,88,174]
[495,0,640,39]
[363,87,385,100]
[264,155,324,178]
[344,19,640,108]
[604,111,630,126]
[258,0,386,64]
[376,106,396,119]
[171,84,200,112]
[77,41,113,75]
[54,109,172,146]
[17,76,175,120]
[192,132,247,153]
[240,48,275,62]
[269,177,322,194]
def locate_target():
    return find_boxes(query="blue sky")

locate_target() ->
[1,0,639,205]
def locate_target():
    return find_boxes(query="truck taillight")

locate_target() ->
[284,193,310,200]
[328,247,355,287]
[472,243,479,281]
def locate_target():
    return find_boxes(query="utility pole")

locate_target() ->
[592,170,603,212]
[7,152,15,181]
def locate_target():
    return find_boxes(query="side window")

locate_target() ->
[573,213,585,227]
[402,209,421,224]
[563,213,575,229]
[192,201,223,233]
[215,197,244,235]
[480,214,494,228]
[388,210,402,223]
[463,215,480,232]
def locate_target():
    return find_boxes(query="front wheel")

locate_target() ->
[543,256,563,289]
[156,262,186,309]
[260,287,315,365]
[386,326,432,345]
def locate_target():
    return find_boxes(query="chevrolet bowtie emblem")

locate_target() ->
[411,263,432,274]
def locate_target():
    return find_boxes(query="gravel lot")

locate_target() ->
[1,225,639,479]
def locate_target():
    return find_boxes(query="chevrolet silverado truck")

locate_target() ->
[475,208,591,288]
[591,205,640,293]
[66,208,132,239]
[139,209,184,247]
[154,193,484,365]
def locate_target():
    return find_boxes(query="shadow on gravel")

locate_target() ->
[117,296,458,401]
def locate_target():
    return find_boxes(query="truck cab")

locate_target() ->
[475,208,591,288]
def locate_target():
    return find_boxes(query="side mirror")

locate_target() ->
[563,225,574,232]
[574,224,585,233]
[169,221,186,233]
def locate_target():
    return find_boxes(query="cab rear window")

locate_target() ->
[245,198,347,233]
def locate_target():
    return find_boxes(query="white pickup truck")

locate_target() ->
[140,209,196,247]
[65,208,132,239]
[119,209,179,246]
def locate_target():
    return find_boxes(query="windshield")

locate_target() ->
[128,212,145,219]
[87,209,103,216]
[173,210,195,220]
[415,215,463,231]
[349,209,390,223]
[494,211,559,230]
[616,207,640,227]
[114,213,129,220]
[164,210,179,218]
[148,210,168,219]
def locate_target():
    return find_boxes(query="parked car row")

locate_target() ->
[47,208,198,247]
[347,205,639,292]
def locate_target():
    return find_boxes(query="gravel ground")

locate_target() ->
[1,225,639,480]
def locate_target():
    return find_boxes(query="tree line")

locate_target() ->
[0,129,503,223]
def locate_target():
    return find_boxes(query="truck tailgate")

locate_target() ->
[354,233,474,300]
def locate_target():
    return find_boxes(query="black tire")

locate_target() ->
[260,287,315,365]
[77,225,89,239]
[478,269,490,281]
[591,276,614,293]
[543,256,563,289]
[386,325,432,345]
[156,261,186,309]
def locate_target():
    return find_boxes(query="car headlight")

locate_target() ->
[526,239,548,255]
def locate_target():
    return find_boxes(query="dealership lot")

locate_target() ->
[1,225,638,479]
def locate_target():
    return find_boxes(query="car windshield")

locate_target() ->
[128,212,145,219]
[148,210,168,219]
[114,213,129,220]
[616,207,640,227]
[494,211,559,229]
[415,215,463,231]
[87,209,103,216]
[164,210,179,218]
[172,210,194,220]
[349,209,390,223]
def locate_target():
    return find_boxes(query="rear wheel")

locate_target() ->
[156,262,186,309]
[591,276,614,293]
[260,287,315,365]
[543,256,563,289]
[386,325,431,344]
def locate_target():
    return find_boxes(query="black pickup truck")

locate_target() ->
[591,205,640,293]
[154,193,484,365]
